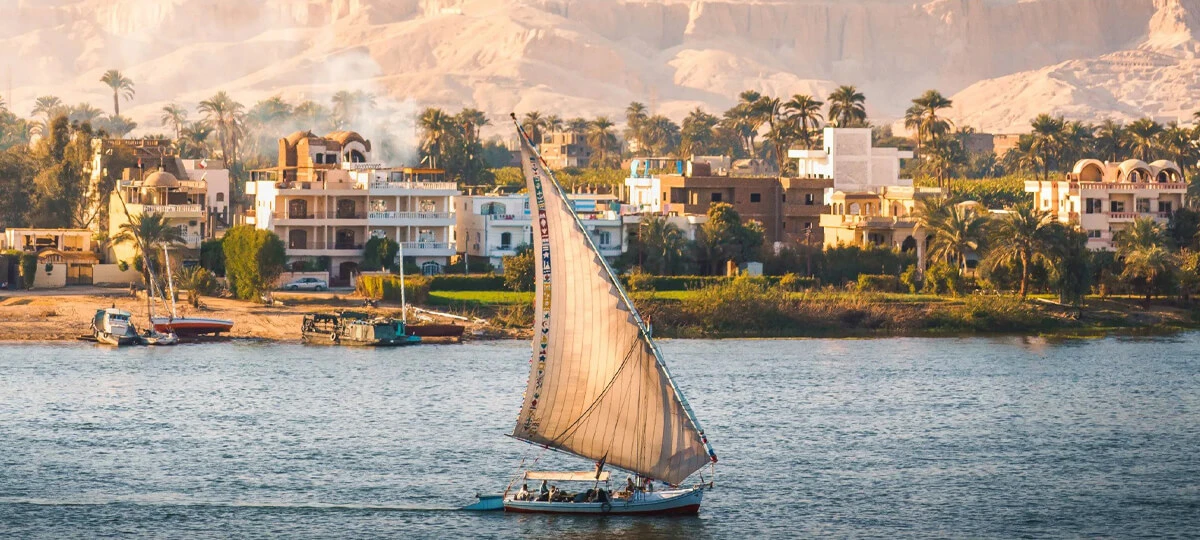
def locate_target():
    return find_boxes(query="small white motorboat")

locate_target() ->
[91,308,141,346]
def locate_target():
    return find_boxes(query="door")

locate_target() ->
[337,199,357,219]
[335,229,356,250]
[289,229,308,249]
[66,264,93,286]
[288,199,308,219]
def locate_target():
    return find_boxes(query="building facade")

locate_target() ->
[108,170,212,264]
[788,128,914,194]
[539,132,591,169]
[248,131,459,279]
[820,186,945,250]
[1026,159,1187,251]
[455,194,532,270]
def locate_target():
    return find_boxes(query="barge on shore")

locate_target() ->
[301,312,421,346]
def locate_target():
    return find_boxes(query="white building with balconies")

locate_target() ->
[456,194,533,270]
[248,131,459,280]
[788,127,914,197]
[1025,158,1187,251]
[567,193,624,260]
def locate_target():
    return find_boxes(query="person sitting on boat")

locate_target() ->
[625,477,636,494]
[515,484,530,501]
[537,480,549,501]
[574,489,593,503]
[644,479,654,493]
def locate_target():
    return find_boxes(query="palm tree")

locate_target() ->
[160,103,188,140]
[926,203,988,274]
[983,202,1059,298]
[641,115,681,156]
[197,91,245,165]
[420,107,455,167]
[784,94,824,150]
[637,215,688,275]
[1094,119,1128,162]
[680,108,719,157]
[1160,122,1195,183]
[67,103,105,124]
[827,85,867,128]
[588,117,617,167]
[1029,114,1067,180]
[456,108,490,144]
[904,90,953,154]
[625,102,649,153]
[331,90,376,128]
[1116,216,1165,254]
[925,137,966,188]
[178,122,214,159]
[1121,245,1175,307]
[115,212,186,259]
[544,115,563,137]
[100,69,135,116]
[566,117,590,136]
[1126,118,1165,161]
[521,111,547,145]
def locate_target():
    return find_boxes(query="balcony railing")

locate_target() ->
[368,211,452,220]
[1103,211,1170,220]
[138,204,204,214]
[272,212,368,220]
[1074,182,1187,191]
[486,214,530,221]
[400,241,454,251]
[368,181,459,191]
[285,242,365,251]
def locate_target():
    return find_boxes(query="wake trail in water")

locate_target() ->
[0,498,464,513]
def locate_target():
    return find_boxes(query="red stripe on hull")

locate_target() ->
[503,504,700,516]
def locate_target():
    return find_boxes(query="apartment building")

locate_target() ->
[567,193,624,260]
[1026,158,1187,251]
[539,132,591,169]
[248,131,458,279]
[456,194,532,270]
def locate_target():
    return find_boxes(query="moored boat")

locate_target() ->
[151,316,234,337]
[91,308,142,346]
[491,120,717,516]
[405,323,465,339]
[301,312,421,346]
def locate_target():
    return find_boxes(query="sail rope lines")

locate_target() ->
[510,115,718,470]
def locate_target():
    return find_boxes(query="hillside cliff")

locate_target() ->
[4,0,1197,136]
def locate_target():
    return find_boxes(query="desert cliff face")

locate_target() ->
[4,0,1199,137]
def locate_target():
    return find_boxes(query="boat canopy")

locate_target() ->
[523,471,610,482]
[509,127,716,486]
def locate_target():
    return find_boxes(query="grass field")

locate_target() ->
[429,291,533,306]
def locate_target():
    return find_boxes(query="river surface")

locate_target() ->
[0,337,1198,538]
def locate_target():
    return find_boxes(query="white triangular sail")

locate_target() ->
[511,125,716,485]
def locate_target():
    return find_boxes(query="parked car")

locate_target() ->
[284,277,328,291]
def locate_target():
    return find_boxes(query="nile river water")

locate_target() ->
[0,337,1198,538]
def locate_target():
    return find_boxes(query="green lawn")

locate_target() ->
[428,290,533,306]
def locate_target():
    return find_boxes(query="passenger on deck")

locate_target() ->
[574,489,592,503]
[515,484,530,501]
[626,477,636,493]
[548,486,559,502]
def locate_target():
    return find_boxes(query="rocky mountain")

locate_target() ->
[4,0,1199,140]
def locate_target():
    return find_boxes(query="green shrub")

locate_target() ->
[200,239,225,276]
[223,226,287,301]
[429,274,506,291]
[900,265,921,293]
[19,252,37,289]
[626,269,656,292]
[923,261,966,296]
[857,274,900,293]
[356,274,431,304]
[503,249,534,292]
[779,273,812,292]
[117,260,129,272]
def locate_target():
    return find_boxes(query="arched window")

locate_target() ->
[849,203,861,215]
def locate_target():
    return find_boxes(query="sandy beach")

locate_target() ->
[0,289,506,343]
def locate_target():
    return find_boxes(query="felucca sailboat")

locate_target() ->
[491,118,717,515]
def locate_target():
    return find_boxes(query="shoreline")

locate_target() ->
[2,290,1197,344]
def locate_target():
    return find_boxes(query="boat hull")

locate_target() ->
[503,488,702,516]
[152,317,233,337]
[406,324,465,338]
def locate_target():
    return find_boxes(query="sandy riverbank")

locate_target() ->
[0,290,510,343]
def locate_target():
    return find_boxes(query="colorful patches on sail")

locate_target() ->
[523,154,554,435]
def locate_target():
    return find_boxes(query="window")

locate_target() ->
[326,153,338,163]
[1110,200,1125,213]
[750,193,761,203]
[1087,230,1102,239]
[216,192,225,202]
[500,232,512,248]
[1136,199,1151,213]
[1085,198,1102,214]
[805,193,815,205]
[803,222,812,230]
[598,231,612,246]
[314,153,324,164]
[711,192,722,203]
[689,191,698,205]
[1159,201,1174,214]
